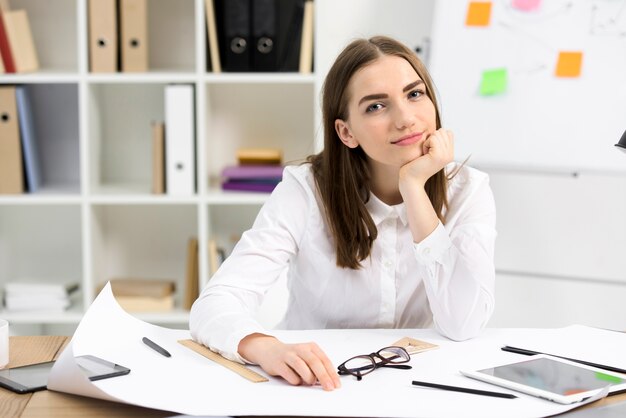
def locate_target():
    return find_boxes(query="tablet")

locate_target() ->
[461,354,626,404]
[0,355,130,394]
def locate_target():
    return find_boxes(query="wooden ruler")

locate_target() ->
[391,337,439,355]
[178,339,268,383]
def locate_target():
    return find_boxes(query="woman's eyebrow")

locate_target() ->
[403,80,424,92]
[358,80,426,105]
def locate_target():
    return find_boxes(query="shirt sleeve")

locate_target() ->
[189,168,313,363]
[413,172,497,341]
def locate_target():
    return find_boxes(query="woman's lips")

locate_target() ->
[392,132,424,146]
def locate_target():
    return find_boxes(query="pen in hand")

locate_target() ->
[142,337,172,358]
[412,380,517,399]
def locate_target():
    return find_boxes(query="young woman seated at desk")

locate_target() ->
[190,35,497,392]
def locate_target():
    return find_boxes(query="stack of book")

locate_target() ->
[221,148,284,193]
[3,282,79,312]
[0,4,39,74]
[105,278,176,313]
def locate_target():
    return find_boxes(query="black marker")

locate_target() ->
[142,337,171,358]
[412,380,517,399]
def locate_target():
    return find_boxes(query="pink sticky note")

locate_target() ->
[512,0,542,12]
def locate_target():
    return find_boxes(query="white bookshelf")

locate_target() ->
[0,0,435,334]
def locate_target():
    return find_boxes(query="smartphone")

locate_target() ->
[0,355,130,394]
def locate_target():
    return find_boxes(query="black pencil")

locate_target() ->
[412,380,517,399]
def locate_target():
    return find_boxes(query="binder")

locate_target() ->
[251,0,276,71]
[15,85,41,193]
[120,0,148,72]
[151,121,165,194]
[216,0,250,71]
[183,237,199,310]
[0,10,16,73]
[0,86,24,194]
[164,85,195,196]
[2,9,38,73]
[299,0,314,74]
[88,0,117,73]
[204,0,221,72]
[275,0,305,72]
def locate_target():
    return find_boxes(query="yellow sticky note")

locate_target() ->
[466,2,492,27]
[555,51,583,77]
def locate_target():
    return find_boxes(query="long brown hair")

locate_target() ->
[308,36,448,269]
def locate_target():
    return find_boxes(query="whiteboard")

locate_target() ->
[429,0,626,173]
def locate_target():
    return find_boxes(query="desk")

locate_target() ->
[1,336,625,418]
[0,336,168,418]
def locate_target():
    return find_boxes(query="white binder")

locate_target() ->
[164,84,195,195]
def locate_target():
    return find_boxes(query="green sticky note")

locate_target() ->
[480,68,508,96]
[595,371,622,384]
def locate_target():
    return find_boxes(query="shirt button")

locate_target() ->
[384,260,393,268]
[422,247,431,256]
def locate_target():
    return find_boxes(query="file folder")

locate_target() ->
[151,121,165,194]
[299,0,314,74]
[0,86,24,194]
[275,0,305,72]
[251,0,276,71]
[164,85,195,196]
[88,0,117,73]
[2,9,38,73]
[205,0,221,72]
[216,0,250,71]
[15,85,41,193]
[0,10,14,73]
[120,0,148,72]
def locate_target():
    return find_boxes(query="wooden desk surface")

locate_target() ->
[0,336,625,418]
[0,336,168,418]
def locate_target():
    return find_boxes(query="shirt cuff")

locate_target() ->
[413,221,453,265]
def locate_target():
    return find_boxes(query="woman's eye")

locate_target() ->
[409,90,424,99]
[366,103,383,112]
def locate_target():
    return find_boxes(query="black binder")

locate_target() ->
[215,0,305,72]
[216,0,251,71]
[275,0,305,72]
[251,0,276,71]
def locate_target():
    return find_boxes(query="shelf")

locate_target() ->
[0,0,436,330]
[0,306,85,324]
[203,73,316,84]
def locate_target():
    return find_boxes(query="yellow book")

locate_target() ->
[236,148,282,165]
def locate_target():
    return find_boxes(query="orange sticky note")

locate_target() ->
[555,51,583,77]
[466,2,492,27]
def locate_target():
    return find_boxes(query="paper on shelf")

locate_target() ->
[47,284,611,417]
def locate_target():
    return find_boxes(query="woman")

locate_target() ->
[190,36,496,391]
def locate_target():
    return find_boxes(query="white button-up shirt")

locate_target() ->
[190,162,497,363]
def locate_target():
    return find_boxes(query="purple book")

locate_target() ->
[221,165,284,180]
[222,181,278,193]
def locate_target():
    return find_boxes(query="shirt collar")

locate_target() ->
[365,192,408,226]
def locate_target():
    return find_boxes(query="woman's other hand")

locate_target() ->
[238,333,341,391]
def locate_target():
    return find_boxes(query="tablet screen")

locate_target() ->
[478,357,624,396]
[0,361,53,389]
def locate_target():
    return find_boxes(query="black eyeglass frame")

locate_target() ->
[337,346,412,381]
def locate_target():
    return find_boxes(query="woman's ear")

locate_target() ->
[335,119,358,149]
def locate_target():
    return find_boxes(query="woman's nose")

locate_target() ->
[393,103,416,130]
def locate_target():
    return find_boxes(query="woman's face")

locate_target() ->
[335,55,437,170]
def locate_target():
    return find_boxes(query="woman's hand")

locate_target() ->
[238,333,341,391]
[399,128,454,189]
